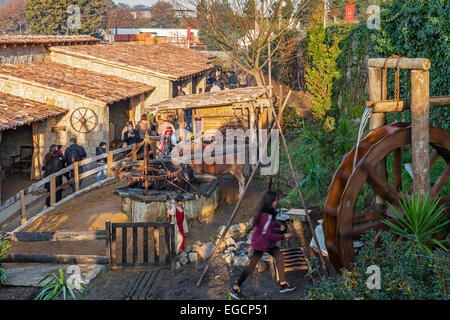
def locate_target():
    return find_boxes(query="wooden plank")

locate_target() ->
[133,226,138,264]
[154,227,159,263]
[368,58,431,70]
[170,224,176,269]
[143,226,148,263]
[112,222,170,228]
[164,226,170,263]
[3,230,107,242]
[3,254,109,264]
[50,174,56,206]
[111,225,117,267]
[105,221,111,269]
[74,161,80,193]
[107,151,113,177]
[0,210,20,230]
[122,227,128,265]
[20,190,26,225]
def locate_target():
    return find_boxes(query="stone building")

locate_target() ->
[48,42,214,104]
[0,35,213,188]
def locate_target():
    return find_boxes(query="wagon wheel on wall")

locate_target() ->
[70,107,98,133]
[323,122,450,271]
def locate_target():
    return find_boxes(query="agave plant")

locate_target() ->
[0,235,11,285]
[35,269,85,300]
[382,193,449,255]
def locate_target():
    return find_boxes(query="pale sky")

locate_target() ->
[113,0,158,7]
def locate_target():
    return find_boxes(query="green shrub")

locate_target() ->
[35,269,85,300]
[382,193,449,255]
[305,231,450,300]
[0,235,11,286]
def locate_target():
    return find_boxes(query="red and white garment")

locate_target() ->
[168,201,189,253]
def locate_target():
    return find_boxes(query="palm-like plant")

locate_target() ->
[0,235,11,285]
[382,193,449,255]
[34,269,85,300]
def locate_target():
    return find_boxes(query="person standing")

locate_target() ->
[176,85,186,97]
[228,71,238,89]
[168,194,188,253]
[237,72,248,88]
[123,122,141,146]
[210,80,221,92]
[136,114,151,139]
[42,145,63,207]
[95,142,108,183]
[64,137,87,192]
[228,190,296,300]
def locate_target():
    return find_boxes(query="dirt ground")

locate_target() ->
[0,175,323,300]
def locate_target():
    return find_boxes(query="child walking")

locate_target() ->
[168,194,188,253]
[228,190,296,299]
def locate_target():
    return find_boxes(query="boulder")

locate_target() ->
[197,242,216,260]
[176,262,182,270]
[179,255,189,265]
[238,223,247,233]
[229,224,240,237]
[224,251,234,265]
[189,252,199,262]
[262,253,272,263]
[233,255,250,267]
[226,237,236,248]
[235,241,246,250]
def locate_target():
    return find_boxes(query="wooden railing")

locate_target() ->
[0,144,134,230]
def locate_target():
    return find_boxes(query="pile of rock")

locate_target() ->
[174,218,272,273]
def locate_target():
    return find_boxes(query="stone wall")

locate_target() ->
[49,51,174,105]
[0,77,110,170]
[0,46,47,65]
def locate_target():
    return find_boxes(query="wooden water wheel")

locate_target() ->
[323,122,450,271]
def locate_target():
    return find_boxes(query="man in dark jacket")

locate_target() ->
[96,142,107,182]
[42,145,63,207]
[64,137,87,192]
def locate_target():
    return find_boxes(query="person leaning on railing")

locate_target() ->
[95,142,108,183]
[64,137,87,192]
[42,144,63,207]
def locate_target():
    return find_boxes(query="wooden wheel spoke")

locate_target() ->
[365,165,400,204]
[430,151,440,168]
[431,164,450,200]
[394,148,402,191]
[352,210,386,224]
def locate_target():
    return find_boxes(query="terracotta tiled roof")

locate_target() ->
[0,62,155,104]
[0,35,100,46]
[147,87,267,111]
[0,92,67,131]
[50,42,215,80]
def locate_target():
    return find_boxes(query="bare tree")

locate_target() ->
[175,0,311,86]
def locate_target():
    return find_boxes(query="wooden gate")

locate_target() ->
[106,221,176,271]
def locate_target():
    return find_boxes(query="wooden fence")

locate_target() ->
[107,221,176,271]
[1,221,176,271]
[0,144,134,231]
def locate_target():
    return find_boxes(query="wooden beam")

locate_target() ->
[3,253,109,264]
[367,96,450,112]
[368,58,431,70]
[411,70,430,197]
[3,230,107,242]
[20,190,26,225]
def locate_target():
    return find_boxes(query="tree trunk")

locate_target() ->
[252,70,264,87]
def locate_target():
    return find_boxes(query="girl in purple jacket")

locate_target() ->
[228,190,296,299]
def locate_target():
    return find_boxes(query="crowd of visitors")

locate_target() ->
[204,67,253,93]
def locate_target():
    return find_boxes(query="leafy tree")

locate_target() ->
[188,0,311,86]
[24,0,107,36]
[149,0,178,28]
[0,0,27,34]
[107,7,135,29]
[304,8,341,132]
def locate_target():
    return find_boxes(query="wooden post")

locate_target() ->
[368,67,386,205]
[105,220,111,271]
[132,144,137,161]
[74,161,80,192]
[20,190,26,225]
[107,151,113,177]
[50,174,56,206]
[411,70,430,197]
[31,123,41,180]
